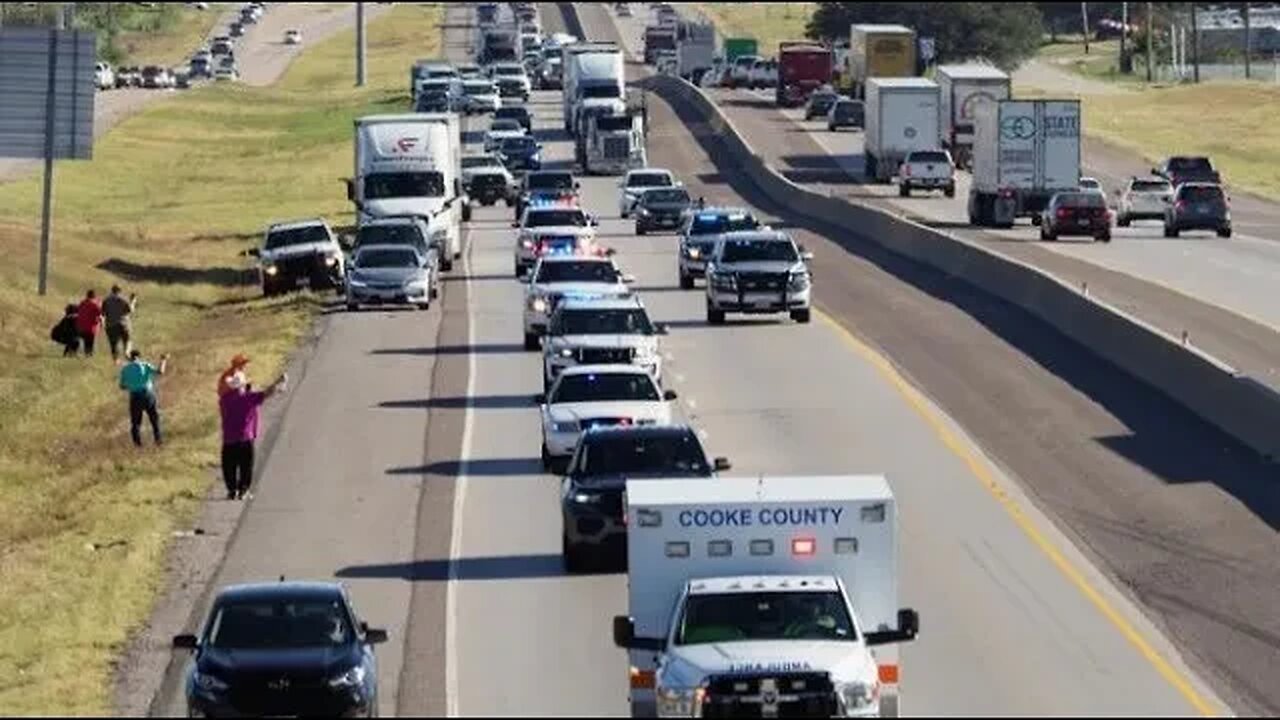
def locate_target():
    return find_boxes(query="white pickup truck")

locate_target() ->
[897,149,956,198]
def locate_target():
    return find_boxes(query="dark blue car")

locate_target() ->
[498,135,542,173]
[173,581,387,718]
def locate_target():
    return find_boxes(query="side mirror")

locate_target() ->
[246,247,261,257]
[800,251,814,262]
[533,393,546,404]
[511,221,520,228]
[713,457,731,472]
[612,615,666,651]
[363,626,389,645]
[590,217,600,227]
[344,178,355,202]
[655,323,668,335]
[172,634,198,650]
[662,389,678,401]
[865,608,920,646]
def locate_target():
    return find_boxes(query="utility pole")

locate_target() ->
[1242,2,1251,79]
[1120,2,1128,72]
[356,2,366,87]
[1081,2,1090,54]
[1192,2,1200,82]
[1152,1,1162,81]
[62,2,74,28]
[38,2,67,295]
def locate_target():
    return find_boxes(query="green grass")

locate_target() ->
[0,4,442,714]
[689,2,818,56]
[110,3,228,66]
[1035,38,1149,83]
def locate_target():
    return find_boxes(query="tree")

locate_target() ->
[806,2,1046,70]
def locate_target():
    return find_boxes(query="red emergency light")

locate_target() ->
[791,536,816,557]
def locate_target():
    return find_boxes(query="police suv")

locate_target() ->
[541,295,668,391]
[536,364,678,469]
[677,207,762,289]
[521,256,635,350]
[511,202,602,277]
[613,475,920,718]
[704,230,814,325]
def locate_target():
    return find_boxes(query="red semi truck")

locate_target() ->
[776,41,833,107]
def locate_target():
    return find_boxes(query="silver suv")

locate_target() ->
[704,230,813,325]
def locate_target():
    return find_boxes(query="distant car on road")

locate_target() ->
[827,98,863,131]
[1078,176,1104,194]
[498,135,543,173]
[214,67,239,82]
[284,29,302,45]
[805,89,838,120]
[140,65,174,89]
[618,167,677,218]
[1164,182,1232,238]
[615,2,632,17]
[633,187,693,235]
[897,149,956,198]
[229,20,245,37]
[250,218,345,296]
[484,118,527,153]
[172,581,387,718]
[494,105,534,133]
[1039,191,1113,242]
[95,62,114,90]
[114,66,140,88]
[1115,176,1173,227]
[1154,155,1221,187]
[345,244,438,311]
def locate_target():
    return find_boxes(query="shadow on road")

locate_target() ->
[335,553,570,581]
[378,394,536,410]
[370,342,524,356]
[386,457,542,477]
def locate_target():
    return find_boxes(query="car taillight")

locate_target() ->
[1176,200,1186,211]
[1056,208,1070,218]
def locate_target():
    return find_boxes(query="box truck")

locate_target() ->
[776,41,833,107]
[936,63,1011,170]
[968,99,1082,228]
[562,42,625,136]
[348,115,464,270]
[864,77,941,183]
[676,20,716,83]
[847,24,917,99]
[643,24,678,65]
[613,475,920,718]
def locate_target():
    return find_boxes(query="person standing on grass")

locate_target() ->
[217,353,251,396]
[219,369,287,501]
[51,304,81,356]
[119,349,168,447]
[76,289,103,357]
[102,285,138,362]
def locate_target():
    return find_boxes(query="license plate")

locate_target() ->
[1078,218,1090,226]
[752,298,775,308]
[295,276,309,287]
[1197,206,1208,214]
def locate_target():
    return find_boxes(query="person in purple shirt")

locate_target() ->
[218,370,287,500]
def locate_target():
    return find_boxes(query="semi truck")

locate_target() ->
[480,26,518,64]
[847,24,917,99]
[643,25,677,65]
[676,20,716,84]
[613,475,920,718]
[776,41,833,107]
[348,115,464,270]
[562,42,625,136]
[583,108,647,175]
[864,77,941,183]
[968,99,1082,228]
[936,63,1011,170]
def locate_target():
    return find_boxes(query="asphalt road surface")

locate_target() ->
[608,6,1280,394]
[140,2,1280,717]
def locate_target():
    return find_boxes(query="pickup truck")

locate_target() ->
[1153,156,1221,187]
[897,149,956,198]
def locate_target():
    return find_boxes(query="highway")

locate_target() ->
[138,2,1280,716]
[607,7,1280,391]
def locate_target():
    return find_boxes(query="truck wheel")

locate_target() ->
[523,332,540,351]
[898,184,910,198]
[791,308,812,324]
[1218,226,1232,238]
[679,272,694,290]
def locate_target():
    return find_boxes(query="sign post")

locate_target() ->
[0,27,96,294]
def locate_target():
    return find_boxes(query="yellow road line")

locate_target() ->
[813,305,1221,718]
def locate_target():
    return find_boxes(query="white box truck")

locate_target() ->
[967,99,1082,228]
[613,476,920,718]
[348,114,464,270]
[935,63,1010,170]
[676,20,716,84]
[864,77,940,183]
[562,42,625,136]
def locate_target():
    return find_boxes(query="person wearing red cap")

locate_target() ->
[218,369,287,500]
[217,354,251,396]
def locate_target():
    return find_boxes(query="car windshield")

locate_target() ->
[205,597,354,649]
[502,137,537,151]
[496,108,529,120]
[491,120,522,132]
[643,189,690,205]
[544,48,562,61]
[721,239,798,262]
[418,81,451,93]
[364,172,445,199]
[464,82,495,95]
[494,65,524,75]
[357,224,426,249]
[628,172,672,188]
[812,93,835,105]
[552,308,653,335]
[552,372,660,403]
[573,432,710,478]
[266,225,328,249]
[688,212,759,236]
[1131,179,1171,193]
[528,173,574,190]
[463,156,501,169]
[356,248,419,268]
[675,591,857,645]
[582,85,622,99]
[1057,192,1106,208]
[526,210,587,227]
[834,101,861,116]
[1182,185,1225,202]
[910,151,950,164]
[1169,157,1212,171]
[536,261,619,283]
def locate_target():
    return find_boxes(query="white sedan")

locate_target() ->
[284,29,302,45]
[484,118,527,153]
[537,364,677,469]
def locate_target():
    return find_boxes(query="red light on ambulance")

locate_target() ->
[791,536,816,557]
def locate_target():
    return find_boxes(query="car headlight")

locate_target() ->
[712,272,736,289]
[529,297,548,313]
[838,680,880,711]
[789,271,811,290]
[328,664,367,689]
[558,347,575,358]
[685,246,701,259]
[638,208,652,217]
[430,227,449,247]
[264,265,279,276]
[657,686,704,716]
[193,668,229,693]
[553,420,581,433]
[324,255,339,267]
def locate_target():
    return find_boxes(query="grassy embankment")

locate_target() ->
[688,2,817,55]
[0,3,441,714]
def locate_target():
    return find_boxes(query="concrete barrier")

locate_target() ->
[642,72,1280,460]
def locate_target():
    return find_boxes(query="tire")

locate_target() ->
[1117,214,1131,227]
[462,204,472,222]
[1218,226,1232,238]
[562,534,588,574]
[1165,225,1179,238]
[1030,214,1041,226]
[440,257,453,272]
[898,184,910,198]
[679,272,694,290]
[944,185,956,198]
[541,443,553,471]
[1097,233,1111,243]
[523,332,540,351]
[635,224,645,236]
[620,208,628,219]
[430,283,439,300]
[791,308,811,324]
[1038,225,1049,241]
[346,302,359,312]
[706,304,725,325]
[514,261,524,278]
[1043,230,1057,241]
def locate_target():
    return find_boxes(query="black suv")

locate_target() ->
[560,425,729,573]
[173,581,388,718]
[1164,182,1232,238]
[494,105,533,133]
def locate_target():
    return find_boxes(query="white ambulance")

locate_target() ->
[613,476,919,718]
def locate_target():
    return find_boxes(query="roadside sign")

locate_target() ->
[0,28,97,159]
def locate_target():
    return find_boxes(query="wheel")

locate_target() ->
[1117,214,1131,227]
[791,308,811,324]
[430,283,439,300]
[1043,229,1057,241]
[541,443,553,471]
[679,272,694,290]
[635,224,645,236]
[944,185,955,198]
[462,204,472,222]
[514,261,524,278]
[523,332,540,351]
[1038,224,1049,241]
[1164,225,1179,238]
[346,302,359,312]
[1097,233,1111,243]
[418,300,431,311]
[621,208,628,218]
[706,304,725,325]
[1218,226,1232,238]
[898,184,909,198]
[1030,214,1041,226]
[562,533,588,574]
[440,257,453,272]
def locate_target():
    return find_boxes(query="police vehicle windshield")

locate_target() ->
[642,188,691,205]
[525,209,588,227]
[205,597,355,649]
[552,372,660,404]
[535,261,619,284]
[266,224,329,249]
[551,308,654,335]
[364,172,445,199]
[627,172,672,188]
[572,431,710,479]
[675,591,858,645]
[528,172,574,190]
[720,238,798,263]
[687,211,759,236]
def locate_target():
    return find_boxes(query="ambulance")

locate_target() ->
[612,476,919,718]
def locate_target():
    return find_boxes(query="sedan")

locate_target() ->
[634,187,693,235]
[484,118,526,153]
[537,364,677,470]
[214,67,239,82]
[827,98,864,131]
[805,90,838,120]
[345,244,437,311]
[284,29,302,45]
[172,581,387,718]
[1039,191,1112,242]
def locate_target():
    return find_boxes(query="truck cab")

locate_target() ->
[585,109,647,175]
[613,476,920,718]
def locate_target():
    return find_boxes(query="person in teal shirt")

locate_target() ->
[119,349,169,447]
